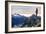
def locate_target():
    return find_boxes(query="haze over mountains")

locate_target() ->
[11,6,41,16]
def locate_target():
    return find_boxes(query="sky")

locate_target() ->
[11,6,41,17]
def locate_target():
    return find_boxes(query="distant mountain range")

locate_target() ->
[12,14,41,28]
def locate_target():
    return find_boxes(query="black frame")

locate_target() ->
[5,1,45,33]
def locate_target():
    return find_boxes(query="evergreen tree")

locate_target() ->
[36,8,38,16]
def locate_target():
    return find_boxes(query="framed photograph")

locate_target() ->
[5,1,45,33]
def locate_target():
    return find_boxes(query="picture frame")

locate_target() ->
[5,1,45,33]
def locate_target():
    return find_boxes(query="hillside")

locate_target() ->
[12,14,41,28]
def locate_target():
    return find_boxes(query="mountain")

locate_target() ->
[12,14,27,27]
[12,14,41,28]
